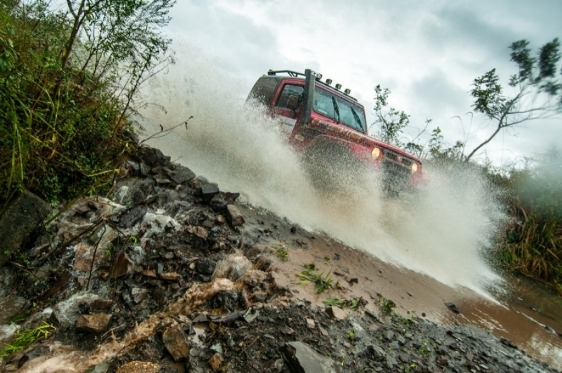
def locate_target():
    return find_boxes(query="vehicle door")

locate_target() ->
[272,83,304,136]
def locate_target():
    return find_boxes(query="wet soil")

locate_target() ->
[0,145,560,373]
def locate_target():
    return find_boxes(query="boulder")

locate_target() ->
[0,191,50,266]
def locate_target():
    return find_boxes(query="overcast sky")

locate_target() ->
[165,0,561,168]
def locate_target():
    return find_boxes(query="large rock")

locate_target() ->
[162,323,190,361]
[215,254,252,281]
[0,191,51,265]
[51,293,102,329]
[0,295,29,324]
[282,341,343,373]
[168,166,196,184]
[325,306,347,320]
[226,204,245,226]
[75,313,112,334]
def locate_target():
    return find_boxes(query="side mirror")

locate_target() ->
[287,95,299,110]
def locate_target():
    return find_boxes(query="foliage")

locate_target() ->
[370,85,463,162]
[466,38,562,161]
[424,126,465,164]
[377,294,396,314]
[296,263,333,293]
[494,147,562,293]
[0,0,175,206]
[0,322,54,358]
[274,244,288,262]
[372,84,411,147]
[323,297,364,310]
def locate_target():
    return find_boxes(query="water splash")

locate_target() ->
[137,40,502,292]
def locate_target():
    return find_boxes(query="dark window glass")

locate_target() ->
[313,86,366,133]
[276,84,304,108]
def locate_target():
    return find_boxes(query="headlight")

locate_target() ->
[411,163,418,173]
[371,147,382,160]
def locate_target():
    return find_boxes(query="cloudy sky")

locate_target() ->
[166,0,561,167]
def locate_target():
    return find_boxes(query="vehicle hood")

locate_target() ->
[308,118,422,163]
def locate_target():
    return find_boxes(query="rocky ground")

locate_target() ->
[0,145,560,373]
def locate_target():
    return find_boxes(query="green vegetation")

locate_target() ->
[0,322,54,358]
[418,340,431,357]
[296,263,333,293]
[274,244,288,262]
[0,0,175,206]
[323,297,364,310]
[373,38,562,294]
[377,294,396,314]
[494,147,562,294]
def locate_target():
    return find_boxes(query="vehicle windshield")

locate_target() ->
[312,86,366,133]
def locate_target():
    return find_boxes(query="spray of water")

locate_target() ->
[137,41,502,292]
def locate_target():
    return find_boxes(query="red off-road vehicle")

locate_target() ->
[248,69,422,193]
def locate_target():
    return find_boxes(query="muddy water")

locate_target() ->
[449,278,562,369]
[237,204,562,370]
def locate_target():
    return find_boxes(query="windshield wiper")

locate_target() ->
[331,96,340,123]
[350,106,364,132]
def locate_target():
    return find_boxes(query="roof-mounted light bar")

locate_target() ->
[266,69,358,101]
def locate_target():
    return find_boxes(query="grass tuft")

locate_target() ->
[0,322,54,358]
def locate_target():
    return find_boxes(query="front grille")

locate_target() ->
[381,149,413,189]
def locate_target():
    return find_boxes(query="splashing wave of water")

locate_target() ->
[137,41,503,293]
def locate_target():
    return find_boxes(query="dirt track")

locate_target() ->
[0,145,560,373]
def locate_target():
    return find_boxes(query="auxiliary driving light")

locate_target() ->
[326,78,332,85]
[335,83,342,90]
[371,147,382,160]
[411,163,418,173]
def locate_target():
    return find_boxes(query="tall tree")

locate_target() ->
[466,38,562,162]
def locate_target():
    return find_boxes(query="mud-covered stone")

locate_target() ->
[162,323,190,361]
[325,306,347,320]
[109,252,133,279]
[168,166,196,184]
[208,290,242,312]
[196,258,216,280]
[119,205,148,228]
[0,191,50,266]
[0,295,29,324]
[215,254,252,281]
[139,147,171,167]
[201,183,220,200]
[75,313,112,334]
[115,361,160,373]
[208,352,223,371]
[226,204,245,226]
[282,341,343,373]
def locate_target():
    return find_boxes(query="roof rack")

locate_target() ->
[267,69,323,80]
[267,69,304,78]
[266,69,358,101]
